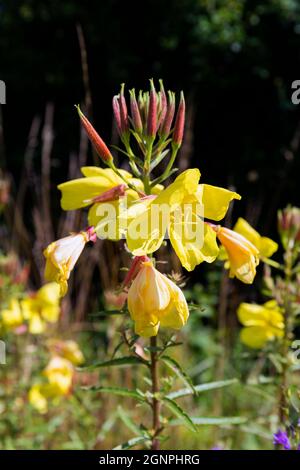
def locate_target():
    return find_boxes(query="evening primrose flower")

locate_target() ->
[43,356,74,395]
[232,218,278,259]
[126,169,240,271]
[1,298,24,330]
[58,167,161,240]
[214,225,259,284]
[21,283,60,334]
[237,300,284,348]
[44,228,96,296]
[127,261,189,337]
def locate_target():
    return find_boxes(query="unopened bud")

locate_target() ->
[172,91,185,147]
[278,206,300,247]
[157,79,167,129]
[160,91,175,138]
[119,83,129,135]
[76,106,113,162]
[112,95,122,136]
[129,89,143,133]
[146,79,157,138]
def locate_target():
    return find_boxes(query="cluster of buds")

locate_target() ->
[278,206,300,249]
[112,79,185,148]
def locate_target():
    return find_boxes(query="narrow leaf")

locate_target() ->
[170,416,247,427]
[81,356,148,371]
[167,378,238,400]
[163,397,197,433]
[161,355,196,395]
[113,436,149,450]
[85,386,146,402]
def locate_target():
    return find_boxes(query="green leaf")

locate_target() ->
[163,397,197,433]
[170,416,247,427]
[84,386,146,402]
[113,436,149,450]
[161,355,196,395]
[167,378,238,400]
[117,406,150,438]
[81,356,148,371]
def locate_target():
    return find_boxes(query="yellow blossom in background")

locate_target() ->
[44,229,94,296]
[126,169,240,271]
[127,261,189,337]
[21,283,61,334]
[216,226,259,284]
[1,298,24,330]
[43,356,74,395]
[237,300,284,348]
[47,339,84,366]
[28,383,49,414]
[232,218,278,259]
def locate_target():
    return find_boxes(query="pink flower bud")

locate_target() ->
[119,83,129,134]
[173,91,185,147]
[129,89,143,133]
[160,91,175,137]
[112,96,122,136]
[76,106,113,162]
[146,79,157,138]
[91,184,127,203]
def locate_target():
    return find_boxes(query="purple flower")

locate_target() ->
[273,430,291,450]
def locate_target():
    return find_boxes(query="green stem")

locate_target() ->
[150,144,179,187]
[150,336,160,450]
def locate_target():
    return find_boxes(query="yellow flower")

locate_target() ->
[44,229,94,296]
[126,169,240,271]
[237,300,284,348]
[127,261,189,337]
[1,298,24,330]
[43,356,74,395]
[58,167,161,240]
[216,226,259,284]
[28,383,49,414]
[232,218,278,259]
[47,339,84,366]
[21,283,61,334]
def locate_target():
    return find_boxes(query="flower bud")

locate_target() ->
[119,83,129,135]
[172,91,185,147]
[76,106,113,162]
[146,79,157,138]
[278,206,300,246]
[129,89,143,133]
[157,79,167,129]
[159,91,175,138]
[112,95,122,136]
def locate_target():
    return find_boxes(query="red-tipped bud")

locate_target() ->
[146,79,157,138]
[173,91,185,147]
[76,106,113,162]
[91,184,127,203]
[86,226,97,243]
[112,95,122,136]
[157,79,167,129]
[119,83,129,135]
[129,89,143,133]
[160,91,175,137]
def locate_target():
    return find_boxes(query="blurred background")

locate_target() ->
[0,0,300,450]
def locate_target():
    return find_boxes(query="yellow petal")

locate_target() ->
[36,283,60,305]
[233,218,278,259]
[198,184,241,221]
[240,326,270,349]
[259,237,278,258]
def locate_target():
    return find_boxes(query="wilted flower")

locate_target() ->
[43,228,96,296]
[232,218,278,259]
[237,300,284,348]
[215,226,259,284]
[127,260,189,337]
